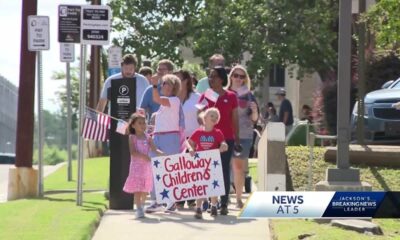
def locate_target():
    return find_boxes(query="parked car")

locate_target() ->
[351,78,400,142]
[0,153,15,164]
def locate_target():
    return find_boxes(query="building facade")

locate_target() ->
[0,76,18,153]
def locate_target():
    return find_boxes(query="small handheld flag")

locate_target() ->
[204,89,219,103]
[81,107,111,141]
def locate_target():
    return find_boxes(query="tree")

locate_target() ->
[109,0,202,66]
[364,0,400,52]
[109,0,339,81]
[53,67,89,131]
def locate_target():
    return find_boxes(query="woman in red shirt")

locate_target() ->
[198,66,239,215]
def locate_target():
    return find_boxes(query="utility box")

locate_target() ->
[257,122,286,191]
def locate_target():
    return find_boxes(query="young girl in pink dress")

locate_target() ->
[123,112,164,218]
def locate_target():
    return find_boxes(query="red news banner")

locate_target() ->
[151,149,225,203]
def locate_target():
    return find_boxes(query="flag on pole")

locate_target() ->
[82,107,111,141]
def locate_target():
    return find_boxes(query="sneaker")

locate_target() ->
[165,202,177,212]
[210,206,218,217]
[202,200,209,212]
[194,208,203,219]
[135,207,145,218]
[145,203,164,213]
[236,199,244,209]
[220,205,229,215]
[188,201,197,210]
[176,203,185,210]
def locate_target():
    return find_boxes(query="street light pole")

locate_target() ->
[316,0,369,190]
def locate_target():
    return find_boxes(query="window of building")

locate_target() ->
[269,64,285,87]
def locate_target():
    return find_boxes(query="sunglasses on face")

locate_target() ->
[232,73,246,80]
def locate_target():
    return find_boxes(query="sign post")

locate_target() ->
[28,15,49,197]
[58,4,111,205]
[60,43,75,181]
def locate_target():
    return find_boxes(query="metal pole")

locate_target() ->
[67,62,72,181]
[336,0,352,169]
[77,44,87,206]
[37,51,44,196]
[356,0,366,144]
[307,132,315,191]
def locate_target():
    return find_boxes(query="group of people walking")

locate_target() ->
[96,53,263,219]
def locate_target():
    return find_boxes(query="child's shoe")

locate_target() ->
[145,203,164,213]
[194,208,203,219]
[220,205,229,215]
[210,206,218,217]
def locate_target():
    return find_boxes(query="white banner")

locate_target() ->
[151,149,225,203]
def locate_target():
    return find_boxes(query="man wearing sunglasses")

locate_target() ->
[195,54,225,94]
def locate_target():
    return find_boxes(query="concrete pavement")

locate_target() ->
[92,193,271,240]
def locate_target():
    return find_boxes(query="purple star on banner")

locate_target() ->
[212,180,219,189]
[156,174,161,181]
[194,152,200,159]
[213,160,219,168]
[153,160,160,168]
[160,189,170,200]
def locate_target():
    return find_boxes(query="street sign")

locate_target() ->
[28,16,50,51]
[58,5,81,43]
[107,46,122,68]
[81,5,111,45]
[60,43,75,62]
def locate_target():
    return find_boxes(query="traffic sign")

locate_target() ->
[58,5,81,43]
[60,43,75,62]
[107,46,122,68]
[81,5,111,45]
[28,16,50,51]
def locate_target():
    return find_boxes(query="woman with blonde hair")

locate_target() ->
[227,65,259,208]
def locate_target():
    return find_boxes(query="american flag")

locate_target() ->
[81,108,111,141]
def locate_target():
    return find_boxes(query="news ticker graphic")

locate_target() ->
[239,192,400,219]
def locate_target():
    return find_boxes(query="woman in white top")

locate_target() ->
[150,74,182,212]
[175,70,201,139]
[175,69,200,210]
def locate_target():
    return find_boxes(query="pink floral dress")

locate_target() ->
[123,134,153,193]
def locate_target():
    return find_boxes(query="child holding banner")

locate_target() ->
[187,108,228,219]
[123,113,164,218]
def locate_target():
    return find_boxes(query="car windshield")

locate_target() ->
[392,81,400,89]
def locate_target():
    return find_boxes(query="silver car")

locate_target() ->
[351,78,400,142]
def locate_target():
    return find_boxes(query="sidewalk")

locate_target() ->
[92,192,271,240]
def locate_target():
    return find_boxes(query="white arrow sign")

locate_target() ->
[28,15,50,51]
[60,43,75,62]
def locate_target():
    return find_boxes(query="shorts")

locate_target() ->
[235,138,252,160]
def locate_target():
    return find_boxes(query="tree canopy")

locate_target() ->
[364,0,400,52]
[109,0,339,80]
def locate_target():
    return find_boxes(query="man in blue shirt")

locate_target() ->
[96,54,149,112]
[276,88,294,135]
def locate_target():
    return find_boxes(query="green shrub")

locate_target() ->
[33,145,68,165]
